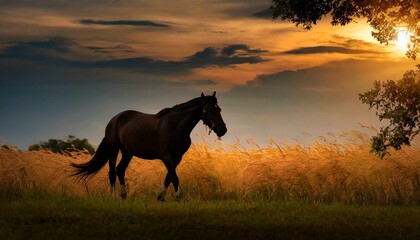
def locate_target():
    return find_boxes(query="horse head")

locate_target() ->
[201,91,227,137]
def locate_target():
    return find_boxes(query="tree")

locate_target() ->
[271,0,419,157]
[28,135,95,155]
[359,67,420,158]
[271,0,419,59]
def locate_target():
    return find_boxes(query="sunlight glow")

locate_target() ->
[394,28,413,51]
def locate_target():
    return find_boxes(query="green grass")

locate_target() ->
[1,194,419,240]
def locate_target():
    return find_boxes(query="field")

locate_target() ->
[1,130,420,239]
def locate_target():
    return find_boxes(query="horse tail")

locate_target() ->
[71,137,117,181]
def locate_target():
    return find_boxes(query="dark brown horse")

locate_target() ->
[71,92,227,200]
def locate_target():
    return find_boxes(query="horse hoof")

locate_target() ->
[157,195,165,201]
[121,193,127,200]
[175,193,184,201]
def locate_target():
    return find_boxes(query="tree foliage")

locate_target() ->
[28,135,95,155]
[271,0,420,59]
[359,67,420,158]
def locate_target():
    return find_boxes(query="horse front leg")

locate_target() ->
[157,171,182,201]
[158,155,181,201]
[157,172,172,201]
[172,171,183,200]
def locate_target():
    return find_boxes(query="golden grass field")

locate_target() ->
[1,130,419,205]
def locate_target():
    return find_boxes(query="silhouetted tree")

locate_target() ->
[271,0,419,59]
[359,67,419,158]
[271,0,419,158]
[28,135,95,155]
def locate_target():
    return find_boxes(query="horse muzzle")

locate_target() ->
[215,123,227,137]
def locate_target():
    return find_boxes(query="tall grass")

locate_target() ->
[1,130,419,204]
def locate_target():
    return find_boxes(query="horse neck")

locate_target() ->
[173,102,203,136]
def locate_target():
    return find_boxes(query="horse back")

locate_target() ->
[106,110,161,159]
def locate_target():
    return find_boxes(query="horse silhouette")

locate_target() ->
[71,92,227,201]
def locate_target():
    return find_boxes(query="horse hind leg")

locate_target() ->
[116,150,133,200]
[108,149,119,198]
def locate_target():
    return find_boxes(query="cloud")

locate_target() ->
[188,79,217,86]
[85,44,135,53]
[0,37,139,64]
[302,87,341,93]
[0,37,134,57]
[78,19,171,28]
[221,44,268,56]
[253,8,272,19]
[282,38,386,56]
[1,37,77,56]
[214,1,271,19]
[1,38,270,76]
[330,36,379,48]
[282,46,378,55]
[77,45,269,74]
[185,46,269,68]
[78,57,184,74]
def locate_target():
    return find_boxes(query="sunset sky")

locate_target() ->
[0,0,417,150]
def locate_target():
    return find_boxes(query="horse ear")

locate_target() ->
[201,93,206,102]
[212,91,216,97]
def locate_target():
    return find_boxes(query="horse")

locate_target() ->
[71,92,227,201]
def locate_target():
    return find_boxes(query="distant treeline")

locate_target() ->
[28,135,95,155]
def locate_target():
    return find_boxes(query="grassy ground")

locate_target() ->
[1,195,420,240]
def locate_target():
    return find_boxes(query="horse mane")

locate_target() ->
[156,97,202,118]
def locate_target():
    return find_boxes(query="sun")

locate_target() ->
[394,28,413,51]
